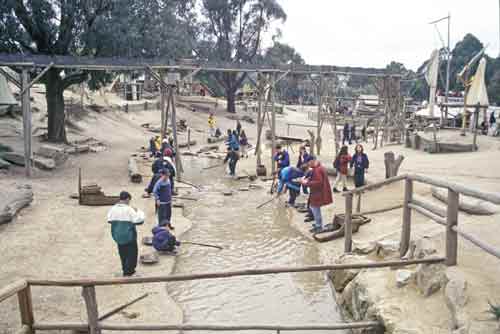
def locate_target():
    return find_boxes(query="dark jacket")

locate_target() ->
[152,226,180,251]
[240,136,248,146]
[152,158,164,174]
[343,124,349,136]
[224,150,240,164]
[296,152,312,168]
[274,150,290,169]
[350,153,369,173]
[153,179,172,204]
[304,163,333,207]
[277,166,304,193]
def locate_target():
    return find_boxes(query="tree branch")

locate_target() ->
[62,72,88,90]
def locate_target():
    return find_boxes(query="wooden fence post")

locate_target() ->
[344,193,353,253]
[82,286,101,334]
[446,189,459,266]
[400,178,413,257]
[17,286,34,334]
[356,194,361,213]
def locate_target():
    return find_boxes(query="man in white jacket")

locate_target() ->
[107,191,145,277]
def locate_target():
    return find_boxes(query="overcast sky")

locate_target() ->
[271,0,500,70]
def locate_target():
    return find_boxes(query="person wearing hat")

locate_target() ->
[107,191,145,277]
[153,169,173,227]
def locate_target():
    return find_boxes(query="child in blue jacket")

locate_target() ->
[277,166,305,206]
[152,225,180,253]
[350,144,369,188]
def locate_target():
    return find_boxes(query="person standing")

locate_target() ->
[350,123,357,144]
[296,146,312,168]
[144,152,163,197]
[163,150,177,195]
[333,146,352,193]
[208,113,216,137]
[107,191,145,277]
[236,120,242,137]
[153,169,173,228]
[224,148,240,177]
[239,130,249,158]
[342,123,350,145]
[361,125,367,142]
[300,158,332,233]
[490,111,496,128]
[273,145,290,172]
[350,144,369,188]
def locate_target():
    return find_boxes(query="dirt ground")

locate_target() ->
[1,86,500,333]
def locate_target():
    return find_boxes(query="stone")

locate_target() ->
[33,156,56,170]
[414,237,437,259]
[375,239,400,259]
[415,263,448,297]
[37,144,68,166]
[329,254,373,293]
[396,269,414,288]
[352,240,377,255]
[445,269,469,331]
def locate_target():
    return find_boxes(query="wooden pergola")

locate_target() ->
[0,53,401,177]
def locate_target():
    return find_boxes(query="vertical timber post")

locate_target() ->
[316,75,323,156]
[160,72,166,140]
[187,128,191,151]
[170,87,183,180]
[400,178,413,257]
[271,73,277,176]
[255,74,264,168]
[344,193,353,253]
[82,286,101,334]
[17,285,34,334]
[446,189,459,266]
[21,69,32,177]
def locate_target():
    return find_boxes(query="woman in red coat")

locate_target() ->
[300,157,333,233]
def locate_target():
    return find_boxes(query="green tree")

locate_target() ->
[196,0,287,113]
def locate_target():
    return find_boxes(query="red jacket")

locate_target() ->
[305,163,333,207]
[335,154,352,175]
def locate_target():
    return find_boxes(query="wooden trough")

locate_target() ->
[78,169,120,206]
[313,214,371,243]
[406,132,476,153]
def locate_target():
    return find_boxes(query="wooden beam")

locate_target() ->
[316,75,323,155]
[98,321,382,331]
[170,87,183,179]
[412,195,447,217]
[452,226,500,260]
[408,203,447,226]
[21,69,32,177]
[28,257,445,287]
[408,174,500,204]
[0,67,21,88]
[82,286,101,334]
[274,70,290,85]
[0,280,27,303]
[446,190,459,266]
[19,63,54,96]
[15,325,31,334]
[32,322,87,331]
[400,178,413,257]
[17,286,34,334]
[271,74,276,176]
[344,193,353,253]
[99,293,149,321]
[342,174,407,196]
[179,68,202,85]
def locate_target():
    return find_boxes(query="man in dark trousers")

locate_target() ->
[224,148,240,177]
[107,191,145,277]
[342,123,350,145]
[153,169,173,227]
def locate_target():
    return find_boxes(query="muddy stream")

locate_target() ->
[168,157,345,334]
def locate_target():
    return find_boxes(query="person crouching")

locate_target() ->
[152,224,180,253]
[153,169,173,228]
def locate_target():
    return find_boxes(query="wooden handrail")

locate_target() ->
[27,258,445,287]
[98,321,382,331]
[0,280,27,303]
[408,203,447,226]
[32,322,87,330]
[452,226,500,260]
[342,174,407,196]
[408,174,500,204]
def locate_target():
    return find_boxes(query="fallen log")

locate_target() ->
[0,185,34,224]
[178,140,197,148]
[197,145,219,153]
[431,187,500,216]
[207,137,226,144]
[128,157,143,183]
[1,152,56,170]
[37,144,68,166]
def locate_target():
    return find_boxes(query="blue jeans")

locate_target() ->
[310,206,323,229]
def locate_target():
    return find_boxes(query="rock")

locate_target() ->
[329,254,373,293]
[241,115,255,123]
[249,184,263,190]
[414,237,437,259]
[395,269,414,288]
[375,239,400,259]
[33,156,56,170]
[222,191,233,196]
[37,144,68,166]
[207,136,225,144]
[0,184,33,224]
[352,240,377,255]
[338,272,378,322]
[197,145,219,153]
[415,263,448,297]
[89,145,106,153]
[445,269,469,331]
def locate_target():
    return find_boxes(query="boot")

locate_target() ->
[333,188,340,193]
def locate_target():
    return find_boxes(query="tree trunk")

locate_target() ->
[45,69,67,143]
[226,88,236,113]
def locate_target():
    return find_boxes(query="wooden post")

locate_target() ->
[187,128,191,151]
[400,178,413,257]
[82,286,100,334]
[356,194,361,213]
[170,87,183,179]
[344,193,353,253]
[255,75,265,168]
[316,75,323,156]
[472,104,479,150]
[21,69,32,177]
[17,286,34,334]
[446,189,459,266]
[271,74,276,176]
[160,73,166,140]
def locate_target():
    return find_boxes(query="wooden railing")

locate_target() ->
[342,173,500,264]
[0,257,450,334]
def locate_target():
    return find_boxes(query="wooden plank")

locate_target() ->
[342,174,407,196]
[99,293,149,321]
[0,280,27,303]
[408,174,500,204]
[28,257,445,287]
[446,190,459,266]
[344,193,353,253]
[32,322,87,330]
[408,203,446,226]
[400,178,413,257]
[17,286,34,334]
[170,88,183,178]
[452,226,500,260]
[412,195,447,217]
[98,321,382,331]
[358,204,403,216]
[82,286,101,334]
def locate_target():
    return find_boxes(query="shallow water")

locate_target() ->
[168,157,345,334]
